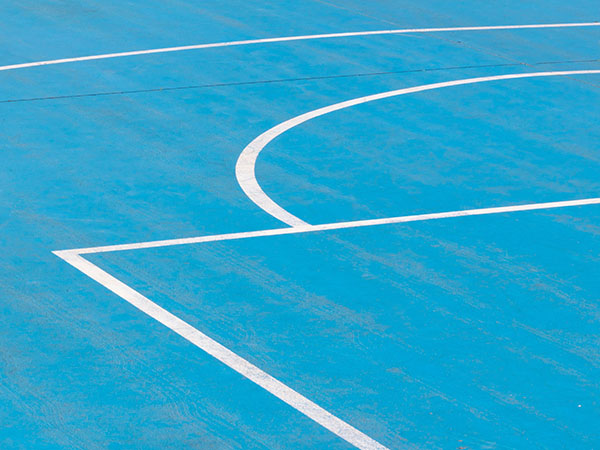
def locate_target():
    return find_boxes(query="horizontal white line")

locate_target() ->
[54,252,390,450]
[61,197,600,255]
[2,22,598,73]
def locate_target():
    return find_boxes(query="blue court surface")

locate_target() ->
[2,2,600,449]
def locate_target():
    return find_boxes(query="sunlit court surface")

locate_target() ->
[2,2,600,449]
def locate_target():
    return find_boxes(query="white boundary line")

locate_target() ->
[236,69,600,227]
[53,196,600,450]
[53,251,390,450]
[39,23,600,450]
[60,197,600,255]
[1,22,598,73]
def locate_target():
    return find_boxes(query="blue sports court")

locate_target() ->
[1,2,599,449]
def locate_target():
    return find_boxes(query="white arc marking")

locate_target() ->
[54,250,391,450]
[1,22,598,73]
[236,70,600,227]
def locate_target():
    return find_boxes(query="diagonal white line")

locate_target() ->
[53,251,392,450]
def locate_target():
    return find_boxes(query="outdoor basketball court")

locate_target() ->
[1,2,600,449]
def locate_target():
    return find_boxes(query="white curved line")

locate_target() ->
[1,22,598,73]
[236,69,600,227]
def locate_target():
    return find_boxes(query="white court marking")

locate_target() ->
[0,22,598,73]
[236,69,600,227]
[26,22,597,450]
[54,197,600,450]
[53,251,389,450]
[63,197,600,255]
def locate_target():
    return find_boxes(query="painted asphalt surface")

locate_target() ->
[1,1,600,449]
